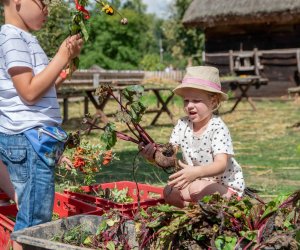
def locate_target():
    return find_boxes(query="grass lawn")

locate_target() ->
[58,92,300,196]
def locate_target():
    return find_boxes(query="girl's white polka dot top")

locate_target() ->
[170,115,245,196]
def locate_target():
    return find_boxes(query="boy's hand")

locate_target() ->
[138,142,156,162]
[168,160,197,189]
[59,34,84,60]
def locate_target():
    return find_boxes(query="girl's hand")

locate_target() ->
[138,142,156,162]
[168,160,198,189]
[58,34,84,61]
[58,156,73,170]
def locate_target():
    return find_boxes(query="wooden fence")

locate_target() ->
[62,69,185,88]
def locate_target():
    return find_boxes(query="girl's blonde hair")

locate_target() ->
[209,93,222,115]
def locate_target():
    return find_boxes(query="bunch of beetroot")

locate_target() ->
[81,85,178,172]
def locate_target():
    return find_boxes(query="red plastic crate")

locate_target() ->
[0,192,103,250]
[64,181,165,218]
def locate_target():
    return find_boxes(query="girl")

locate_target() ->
[141,66,245,208]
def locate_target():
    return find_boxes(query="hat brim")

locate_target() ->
[173,83,228,101]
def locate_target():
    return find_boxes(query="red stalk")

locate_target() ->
[106,86,155,144]
[115,131,139,144]
[82,119,140,144]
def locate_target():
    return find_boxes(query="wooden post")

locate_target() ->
[84,96,89,115]
[63,97,68,122]
[93,73,100,87]
[229,50,234,74]
[296,49,300,74]
[254,48,259,76]
[202,51,206,65]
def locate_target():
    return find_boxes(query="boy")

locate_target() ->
[0,0,83,239]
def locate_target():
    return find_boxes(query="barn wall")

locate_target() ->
[205,24,300,52]
[204,50,300,97]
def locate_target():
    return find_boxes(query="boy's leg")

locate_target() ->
[188,179,233,202]
[0,133,55,231]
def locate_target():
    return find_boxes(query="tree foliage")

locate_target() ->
[79,6,154,69]
[161,0,205,69]
[0,0,205,70]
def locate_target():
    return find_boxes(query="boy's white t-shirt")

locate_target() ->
[0,24,62,134]
[170,115,245,196]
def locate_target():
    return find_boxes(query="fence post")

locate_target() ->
[296,49,300,74]
[93,73,100,87]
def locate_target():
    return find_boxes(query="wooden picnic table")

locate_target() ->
[57,86,175,125]
[221,75,268,113]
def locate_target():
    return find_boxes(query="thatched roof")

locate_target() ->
[183,0,300,28]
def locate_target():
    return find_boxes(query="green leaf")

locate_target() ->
[122,85,144,103]
[96,220,107,235]
[101,123,117,150]
[106,241,116,250]
[155,204,181,213]
[147,217,163,228]
[106,218,116,227]
[240,230,257,242]
[215,235,237,250]
[83,236,92,245]
[296,230,300,244]
[79,19,89,41]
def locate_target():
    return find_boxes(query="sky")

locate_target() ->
[142,0,174,19]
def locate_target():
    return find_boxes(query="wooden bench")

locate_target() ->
[288,86,300,97]
[57,86,175,126]
[57,69,145,121]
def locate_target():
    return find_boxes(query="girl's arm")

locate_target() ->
[168,154,229,189]
[9,35,83,105]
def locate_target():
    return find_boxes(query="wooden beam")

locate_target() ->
[296,49,300,74]
[229,50,234,74]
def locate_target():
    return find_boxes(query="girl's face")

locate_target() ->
[182,88,217,124]
[16,0,48,31]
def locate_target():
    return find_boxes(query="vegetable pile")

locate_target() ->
[53,190,300,249]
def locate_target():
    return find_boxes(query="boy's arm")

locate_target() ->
[55,63,78,89]
[9,35,83,104]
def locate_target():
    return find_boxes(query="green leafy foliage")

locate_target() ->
[110,187,134,203]
[79,7,152,69]
[100,122,117,150]
[52,191,300,249]
[161,0,205,68]
[140,54,165,71]
[215,235,237,250]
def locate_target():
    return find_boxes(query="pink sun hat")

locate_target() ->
[173,66,228,101]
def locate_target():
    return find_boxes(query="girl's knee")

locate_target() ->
[188,180,229,202]
[188,180,206,201]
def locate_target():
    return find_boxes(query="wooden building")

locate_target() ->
[182,0,300,97]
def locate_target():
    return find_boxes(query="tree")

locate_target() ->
[162,0,205,69]
[78,6,156,69]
